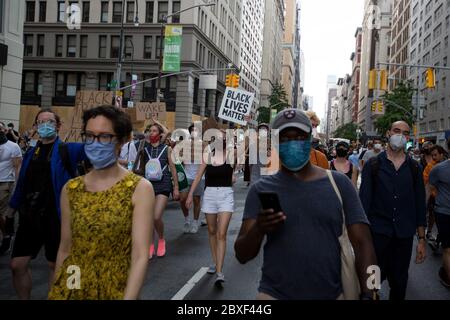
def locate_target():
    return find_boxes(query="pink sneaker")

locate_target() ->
[157,239,166,257]
[149,244,155,259]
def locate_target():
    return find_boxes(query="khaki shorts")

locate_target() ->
[0,182,15,219]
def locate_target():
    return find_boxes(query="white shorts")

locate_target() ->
[202,187,234,214]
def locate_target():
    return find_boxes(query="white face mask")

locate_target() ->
[389,134,407,152]
[374,144,382,150]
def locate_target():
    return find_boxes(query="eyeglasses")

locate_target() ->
[36,119,57,126]
[81,132,116,145]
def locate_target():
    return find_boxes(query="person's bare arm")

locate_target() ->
[168,147,179,200]
[352,166,358,188]
[12,157,22,182]
[52,184,72,285]
[124,179,155,300]
[347,223,378,296]
[186,163,207,209]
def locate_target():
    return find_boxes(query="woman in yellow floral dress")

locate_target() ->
[48,105,155,300]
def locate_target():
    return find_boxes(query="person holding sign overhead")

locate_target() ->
[134,118,179,259]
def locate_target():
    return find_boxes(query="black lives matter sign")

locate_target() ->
[218,88,255,126]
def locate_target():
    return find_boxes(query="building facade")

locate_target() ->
[281,0,298,107]
[0,0,25,125]
[409,0,450,146]
[359,0,393,136]
[239,0,264,122]
[350,27,362,123]
[21,0,241,130]
[325,74,337,140]
[260,0,285,109]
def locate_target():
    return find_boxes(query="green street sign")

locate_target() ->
[163,25,183,72]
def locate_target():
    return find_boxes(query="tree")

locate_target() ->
[257,83,290,123]
[333,123,359,141]
[374,81,415,135]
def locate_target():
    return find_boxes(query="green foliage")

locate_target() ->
[333,123,359,141]
[374,82,415,135]
[257,83,290,124]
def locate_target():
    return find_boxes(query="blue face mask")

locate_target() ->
[37,122,57,139]
[279,139,312,172]
[84,142,118,170]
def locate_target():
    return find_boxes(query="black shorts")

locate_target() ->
[155,191,171,198]
[11,205,61,262]
[435,213,450,249]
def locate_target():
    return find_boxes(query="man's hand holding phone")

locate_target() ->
[256,192,286,234]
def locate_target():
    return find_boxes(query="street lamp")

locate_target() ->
[156,1,217,102]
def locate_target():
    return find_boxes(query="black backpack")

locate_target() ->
[59,142,91,178]
[369,155,420,192]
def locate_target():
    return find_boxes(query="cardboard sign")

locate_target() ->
[66,90,114,142]
[218,88,254,126]
[136,102,167,122]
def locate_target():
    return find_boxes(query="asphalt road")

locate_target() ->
[1,175,449,300]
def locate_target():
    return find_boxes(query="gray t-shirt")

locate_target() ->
[429,160,450,215]
[243,170,369,300]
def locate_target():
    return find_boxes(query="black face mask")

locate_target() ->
[0,131,7,145]
[336,148,349,158]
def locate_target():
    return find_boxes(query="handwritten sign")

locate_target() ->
[136,102,167,122]
[218,88,254,126]
[66,90,114,142]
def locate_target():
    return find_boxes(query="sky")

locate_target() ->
[300,0,365,131]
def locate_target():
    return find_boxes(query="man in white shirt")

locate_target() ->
[0,122,22,254]
[118,141,137,170]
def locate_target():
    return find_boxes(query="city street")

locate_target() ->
[0,174,449,300]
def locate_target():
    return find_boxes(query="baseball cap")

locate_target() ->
[271,109,312,134]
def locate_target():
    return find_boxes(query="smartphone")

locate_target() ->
[258,192,283,214]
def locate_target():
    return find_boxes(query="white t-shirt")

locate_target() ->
[0,141,22,182]
[119,142,137,163]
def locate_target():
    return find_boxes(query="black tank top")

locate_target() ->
[205,164,233,187]
[330,160,353,180]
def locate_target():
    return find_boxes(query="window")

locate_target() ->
[158,1,168,22]
[58,1,65,22]
[82,1,90,23]
[39,1,46,22]
[156,36,162,59]
[98,35,107,58]
[55,35,63,57]
[23,72,37,96]
[113,2,123,23]
[67,35,77,57]
[143,73,157,100]
[24,35,33,57]
[125,36,133,58]
[98,72,113,91]
[26,1,35,22]
[101,1,109,22]
[111,36,120,58]
[172,1,180,23]
[126,1,135,22]
[146,1,154,23]
[144,36,153,59]
[55,72,86,97]
[55,72,65,96]
[37,35,44,56]
[80,35,88,58]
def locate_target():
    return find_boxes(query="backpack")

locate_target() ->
[59,142,91,178]
[145,145,168,181]
[369,154,419,192]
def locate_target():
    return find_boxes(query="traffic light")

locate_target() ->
[368,69,377,90]
[379,69,388,91]
[425,68,435,89]
[225,74,233,87]
[232,74,240,88]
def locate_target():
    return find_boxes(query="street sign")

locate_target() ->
[218,88,254,126]
[163,25,183,72]
[199,75,218,90]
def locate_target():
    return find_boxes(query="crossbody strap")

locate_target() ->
[326,170,346,225]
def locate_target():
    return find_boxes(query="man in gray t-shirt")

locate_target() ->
[234,108,378,300]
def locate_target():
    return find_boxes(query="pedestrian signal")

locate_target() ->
[425,68,435,89]
[379,70,387,91]
[369,69,377,90]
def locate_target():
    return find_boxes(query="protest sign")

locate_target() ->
[218,88,254,126]
[136,102,166,122]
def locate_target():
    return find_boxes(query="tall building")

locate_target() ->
[281,0,299,107]
[325,75,337,140]
[21,0,241,130]
[389,0,411,89]
[260,0,285,109]
[0,0,25,124]
[292,0,302,109]
[350,27,362,123]
[302,94,312,111]
[359,0,393,136]
[239,0,265,122]
[409,0,450,145]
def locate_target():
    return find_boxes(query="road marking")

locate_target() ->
[171,267,209,300]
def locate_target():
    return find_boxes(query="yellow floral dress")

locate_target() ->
[48,172,142,300]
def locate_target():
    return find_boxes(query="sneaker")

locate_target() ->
[183,220,191,234]
[0,236,12,255]
[426,231,436,242]
[157,239,166,257]
[215,272,225,287]
[428,239,439,253]
[439,267,450,288]
[207,265,216,274]
[200,219,207,227]
[149,244,155,260]
[190,221,199,234]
